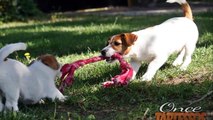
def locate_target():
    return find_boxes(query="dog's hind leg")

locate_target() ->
[180,44,196,70]
[5,89,19,111]
[0,95,4,112]
[173,48,185,66]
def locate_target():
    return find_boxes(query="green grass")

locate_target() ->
[0,11,213,119]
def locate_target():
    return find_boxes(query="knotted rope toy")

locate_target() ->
[59,53,133,93]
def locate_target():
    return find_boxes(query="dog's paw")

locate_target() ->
[57,95,68,102]
[180,65,187,71]
[141,73,153,81]
[172,59,183,66]
[38,99,45,104]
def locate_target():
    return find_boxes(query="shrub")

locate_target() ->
[0,0,41,22]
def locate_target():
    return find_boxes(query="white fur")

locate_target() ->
[129,17,198,81]
[0,43,27,62]
[103,17,198,81]
[102,45,116,57]
[167,0,186,4]
[0,43,65,111]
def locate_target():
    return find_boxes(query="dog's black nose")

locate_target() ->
[101,50,106,56]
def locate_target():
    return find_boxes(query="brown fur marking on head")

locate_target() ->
[108,33,137,55]
[38,54,59,70]
[120,33,138,46]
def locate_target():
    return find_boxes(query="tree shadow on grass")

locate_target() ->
[0,13,212,59]
[195,12,213,48]
[0,15,135,57]
[0,14,167,57]
[0,30,122,57]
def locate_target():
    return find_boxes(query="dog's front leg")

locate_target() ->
[142,57,168,81]
[130,59,142,80]
[51,89,67,102]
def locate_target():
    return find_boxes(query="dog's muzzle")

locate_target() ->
[101,49,107,56]
[101,50,116,63]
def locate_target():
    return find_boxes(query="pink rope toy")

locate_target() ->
[59,53,133,93]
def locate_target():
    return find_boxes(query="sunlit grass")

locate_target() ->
[0,11,213,119]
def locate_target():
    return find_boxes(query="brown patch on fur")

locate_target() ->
[181,2,193,20]
[122,47,131,55]
[107,35,122,54]
[108,33,137,55]
[120,33,138,46]
[38,54,59,70]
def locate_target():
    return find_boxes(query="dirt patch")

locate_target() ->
[162,69,213,85]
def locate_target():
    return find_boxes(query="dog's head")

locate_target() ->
[38,54,60,70]
[38,54,62,77]
[101,33,137,61]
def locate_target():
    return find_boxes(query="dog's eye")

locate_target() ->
[114,42,121,46]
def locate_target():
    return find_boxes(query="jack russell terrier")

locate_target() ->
[101,0,198,81]
[0,43,65,111]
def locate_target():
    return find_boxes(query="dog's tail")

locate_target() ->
[167,0,193,20]
[0,43,27,62]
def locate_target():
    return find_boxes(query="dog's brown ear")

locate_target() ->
[38,54,59,70]
[121,33,138,46]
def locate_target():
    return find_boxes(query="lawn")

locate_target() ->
[0,11,213,119]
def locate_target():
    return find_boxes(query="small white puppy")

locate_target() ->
[0,43,65,111]
[101,0,199,81]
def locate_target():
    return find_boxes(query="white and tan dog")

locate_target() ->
[0,43,65,111]
[101,0,198,81]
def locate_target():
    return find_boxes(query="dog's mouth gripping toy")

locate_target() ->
[59,53,133,93]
